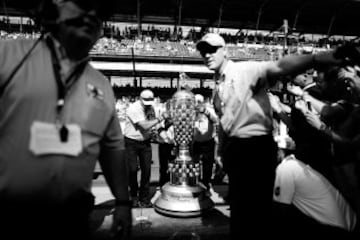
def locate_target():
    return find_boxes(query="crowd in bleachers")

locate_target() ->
[0,18,356,61]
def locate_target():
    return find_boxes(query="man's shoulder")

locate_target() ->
[86,66,108,82]
[126,101,142,113]
[0,38,41,56]
[85,66,115,97]
[278,155,303,172]
[0,38,36,46]
[128,100,141,108]
[228,60,271,77]
[232,60,270,67]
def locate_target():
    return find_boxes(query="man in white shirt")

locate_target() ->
[124,89,166,207]
[273,154,357,238]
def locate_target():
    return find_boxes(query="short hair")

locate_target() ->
[34,0,117,31]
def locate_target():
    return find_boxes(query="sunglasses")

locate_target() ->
[199,46,221,57]
[62,13,101,27]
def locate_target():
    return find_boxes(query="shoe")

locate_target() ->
[132,197,139,208]
[151,189,162,204]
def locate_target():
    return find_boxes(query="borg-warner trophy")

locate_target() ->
[154,90,214,217]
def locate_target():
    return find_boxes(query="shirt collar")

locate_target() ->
[46,33,68,61]
[215,60,234,84]
[45,33,90,66]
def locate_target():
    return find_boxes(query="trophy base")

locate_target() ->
[154,182,214,217]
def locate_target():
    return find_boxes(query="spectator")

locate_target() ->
[193,93,219,193]
[273,154,357,239]
[0,1,131,240]
[124,89,168,208]
[156,99,176,188]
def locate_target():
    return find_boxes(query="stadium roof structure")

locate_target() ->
[2,0,360,37]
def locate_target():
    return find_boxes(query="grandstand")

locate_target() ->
[1,0,359,99]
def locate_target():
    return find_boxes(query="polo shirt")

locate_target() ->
[123,100,151,141]
[274,155,357,231]
[0,38,124,203]
[214,60,274,138]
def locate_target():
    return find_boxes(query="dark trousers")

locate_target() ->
[223,135,278,239]
[158,143,176,187]
[125,137,152,202]
[273,202,356,240]
[193,139,215,189]
[0,193,94,240]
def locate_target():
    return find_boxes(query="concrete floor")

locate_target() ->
[91,181,229,240]
[91,144,230,239]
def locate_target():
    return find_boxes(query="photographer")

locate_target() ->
[193,94,219,193]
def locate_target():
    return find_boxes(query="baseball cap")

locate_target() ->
[194,94,204,103]
[196,33,226,52]
[140,89,154,106]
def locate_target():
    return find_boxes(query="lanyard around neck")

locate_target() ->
[45,37,87,118]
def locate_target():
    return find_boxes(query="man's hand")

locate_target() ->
[304,111,322,130]
[268,92,282,113]
[294,99,308,114]
[195,104,206,114]
[287,85,304,97]
[161,111,171,121]
[110,205,132,240]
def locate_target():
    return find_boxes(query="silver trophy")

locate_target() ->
[154,90,214,217]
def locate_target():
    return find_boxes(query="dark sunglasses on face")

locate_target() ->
[199,46,221,57]
[63,13,101,27]
[68,0,113,20]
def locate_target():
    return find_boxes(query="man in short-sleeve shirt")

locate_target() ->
[124,89,165,207]
[273,155,357,237]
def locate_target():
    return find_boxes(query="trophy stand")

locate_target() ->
[154,90,214,217]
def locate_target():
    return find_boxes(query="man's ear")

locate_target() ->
[223,47,228,59]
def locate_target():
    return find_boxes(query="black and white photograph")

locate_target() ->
[0,0,360,239]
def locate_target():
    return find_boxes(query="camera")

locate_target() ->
[306,101,312,111]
